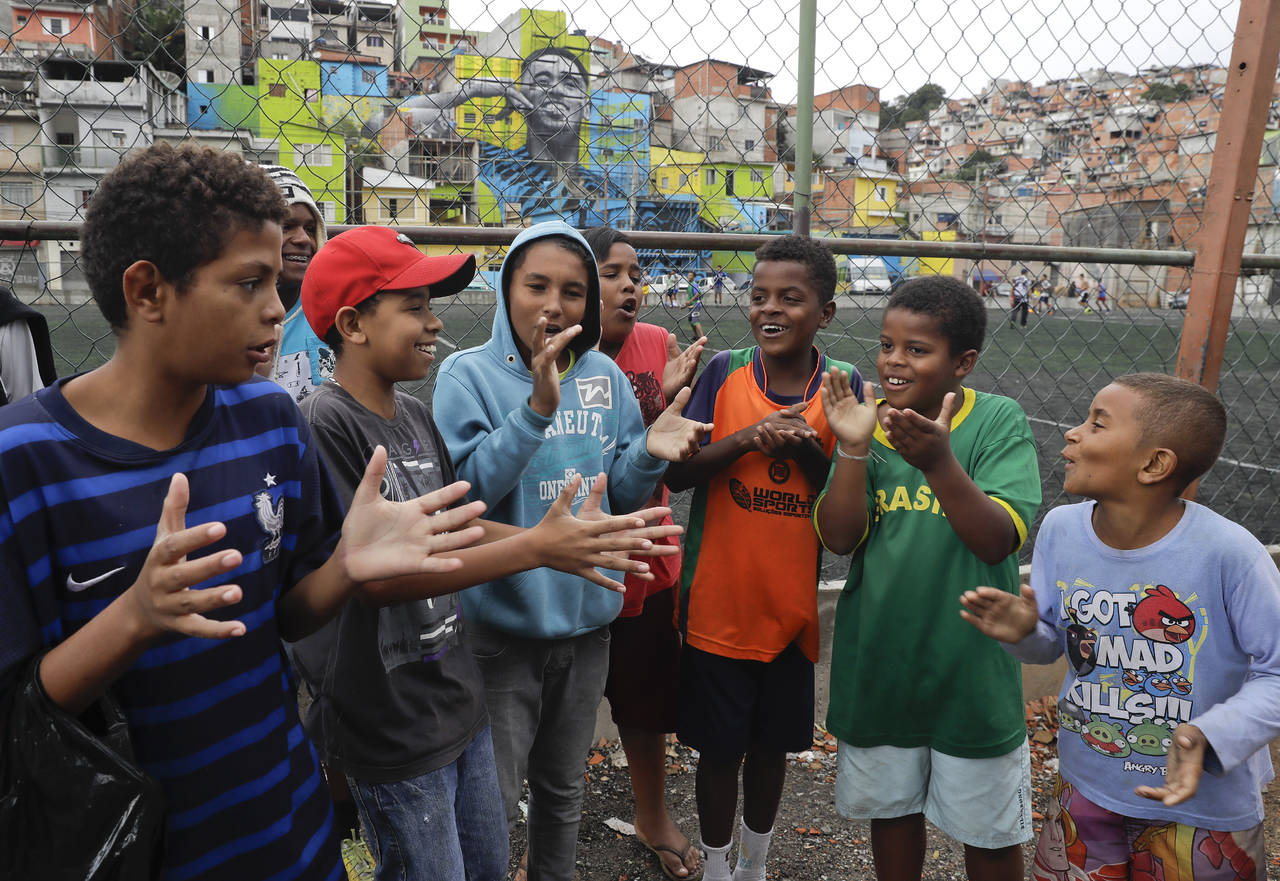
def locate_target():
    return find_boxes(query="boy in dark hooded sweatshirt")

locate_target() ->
[434,221,711,880]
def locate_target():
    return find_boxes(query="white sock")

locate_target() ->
[732,820,773,881]
[702,839,733,881]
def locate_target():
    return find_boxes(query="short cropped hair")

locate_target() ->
[754,236,837,304]
[82,142,288,330]
[886,276,987,355]
[581,226,634,264]
[1112,373,1227,491]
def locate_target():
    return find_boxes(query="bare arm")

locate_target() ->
[358,475,682,605]
[882,394,1018,565]
[813,370,878,555]
[277,448,487,640]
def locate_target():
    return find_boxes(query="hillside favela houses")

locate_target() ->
[2,0,1276,304]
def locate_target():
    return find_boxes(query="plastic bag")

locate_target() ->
[0,655,165,880]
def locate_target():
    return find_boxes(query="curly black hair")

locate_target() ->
[753,235,837,304]
[82,142,288,330]
[886,276,987,355]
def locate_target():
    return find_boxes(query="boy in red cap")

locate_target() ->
[294,226,682,881]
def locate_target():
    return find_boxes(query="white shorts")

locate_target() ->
[834,740,1032,849]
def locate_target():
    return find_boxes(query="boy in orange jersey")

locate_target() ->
[665,236,862,881]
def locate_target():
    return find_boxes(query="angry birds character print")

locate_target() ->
[1064,603,1098,676]
[1081,714,1130,758]
[1129,584,1195,644]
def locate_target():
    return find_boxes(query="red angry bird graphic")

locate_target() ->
[1130,585,1195,645]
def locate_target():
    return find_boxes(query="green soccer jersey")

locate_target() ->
[821,387,1041,758]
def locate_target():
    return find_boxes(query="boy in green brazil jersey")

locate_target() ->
[814,276,1041,881]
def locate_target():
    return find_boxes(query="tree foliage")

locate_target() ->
[953,148,1002,181]
[1141,82,1193,103]
[880,83,948,130]
[119,0,186,78]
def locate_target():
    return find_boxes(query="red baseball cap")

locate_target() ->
[301,226,477,337]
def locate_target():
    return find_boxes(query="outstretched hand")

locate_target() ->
[528,318,583,417]
[882,391,958,471]
[1135,724,1207,805]
[959,584,1039,644]
[646,386,714,461]
[820,369,877,453]
[127,472,247,642]
[339,446,488,583]
[532,474,683,592]
[662,333,706,401]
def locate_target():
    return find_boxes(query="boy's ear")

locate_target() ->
[121,260,172,324]
[1136,446,1178,486]
[817,299,836,328]
[333,305,368,347]
[952,348,978,378]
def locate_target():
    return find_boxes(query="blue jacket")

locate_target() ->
[433,221,666,639]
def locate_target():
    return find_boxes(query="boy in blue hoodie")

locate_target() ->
[434,221,711,881]
[962,373,1280,879]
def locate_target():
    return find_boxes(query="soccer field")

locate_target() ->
[41,295,1280,552]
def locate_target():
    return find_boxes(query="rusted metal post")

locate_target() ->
[1175,0,1280,391]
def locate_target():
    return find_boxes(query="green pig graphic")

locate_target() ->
[1126,719,1174,757]
[1081,714,1131,758]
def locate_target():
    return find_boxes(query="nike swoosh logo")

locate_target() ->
[66,566,126,593]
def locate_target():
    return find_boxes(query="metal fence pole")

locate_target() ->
[1175,0,1280,391]
[791,0,817,237]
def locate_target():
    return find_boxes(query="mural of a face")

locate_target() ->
[521,51,589,161]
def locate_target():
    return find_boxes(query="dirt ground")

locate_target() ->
[500,711,1280,881]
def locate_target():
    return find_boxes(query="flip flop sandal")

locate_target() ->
[639,839,705,881]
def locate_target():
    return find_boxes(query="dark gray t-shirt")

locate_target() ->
[291,381,486,783]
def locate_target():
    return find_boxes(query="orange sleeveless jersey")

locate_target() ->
[678,347,858,663]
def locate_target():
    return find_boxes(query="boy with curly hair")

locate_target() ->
[0,143,485,881]
[665,235,858,881]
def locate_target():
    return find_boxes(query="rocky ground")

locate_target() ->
[340,700,1277,880]
[544,707,1280,880]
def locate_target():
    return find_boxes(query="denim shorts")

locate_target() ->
[835,739,1033,849]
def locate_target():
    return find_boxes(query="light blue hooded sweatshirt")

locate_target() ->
[433,221,666,639]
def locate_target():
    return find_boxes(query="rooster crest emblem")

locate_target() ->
[254,489,285,562]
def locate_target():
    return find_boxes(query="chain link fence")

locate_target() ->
[0,0,1276,550]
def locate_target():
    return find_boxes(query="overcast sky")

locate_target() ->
[449,0,1242,104]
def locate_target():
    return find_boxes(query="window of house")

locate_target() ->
[268,82,286,97]
[197,25,212,40]
[744,139,755,152]
[0,182,33,207]
[385,197,400,219]
[724,170,736,196]
[704,168,717,185]
[315,200,335,222]
[304,88,318,103]
[43,16,67,35]
[78,189,93,210]
[361,69,376,84]
[366,35,384,47]
[196,69,215,83]
[661,176,670,188]
[462,111,477,124]
[15,15,26,27]
[707,136,723,152]
[875,185,887,202]
[750,169,763,183]
[295,143,332,166]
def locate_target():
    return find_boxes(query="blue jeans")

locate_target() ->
[347,726,508,881]
[469,625,611,881]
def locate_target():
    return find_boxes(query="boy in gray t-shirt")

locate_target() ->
[292,226,680,880]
